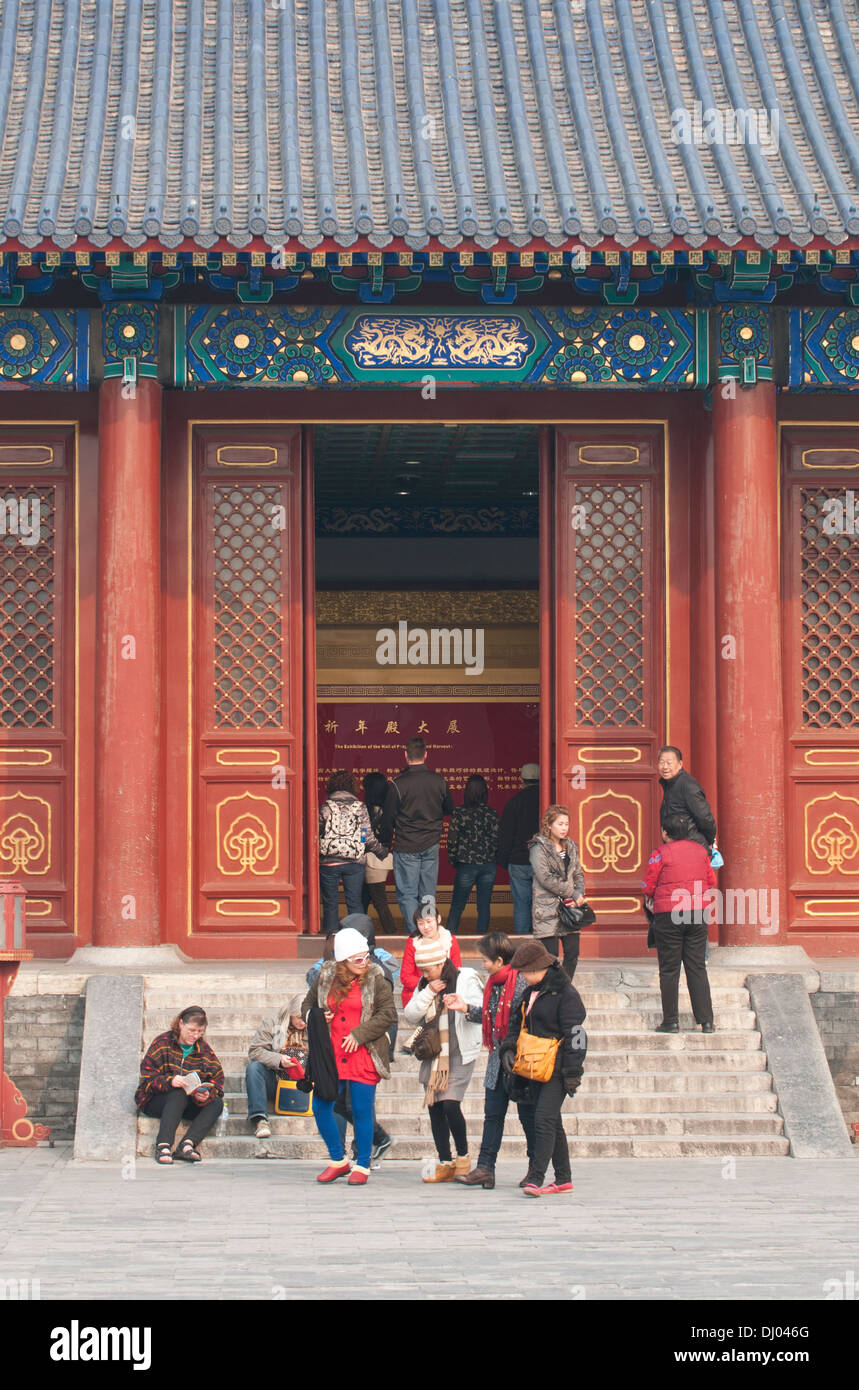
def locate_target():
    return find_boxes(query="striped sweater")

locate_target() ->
[134,1031,225,1109]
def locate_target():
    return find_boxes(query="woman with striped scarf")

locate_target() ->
[403,935,483,1183]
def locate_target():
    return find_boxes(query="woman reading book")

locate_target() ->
[135,1005,225,1163]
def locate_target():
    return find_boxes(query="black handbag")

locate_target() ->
[557,899,597,932]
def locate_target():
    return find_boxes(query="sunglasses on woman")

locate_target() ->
[348,952,370,965]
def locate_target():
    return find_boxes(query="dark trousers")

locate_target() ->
[528,1073,571,1186]
[320,861,365,934]
[543,931,580,980]
[428,1098,468,1161]
[652,910,714,1025]
[143,1088,224,1147]
[361,879,396,934]
[477,1071,536,1172]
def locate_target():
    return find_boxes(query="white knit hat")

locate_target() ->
[333,927,370,962]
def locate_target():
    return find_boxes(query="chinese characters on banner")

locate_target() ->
[317,702,539,885]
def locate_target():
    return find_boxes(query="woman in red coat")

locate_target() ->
[400,902,462,1008]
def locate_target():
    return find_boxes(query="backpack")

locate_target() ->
[320,797,364,860]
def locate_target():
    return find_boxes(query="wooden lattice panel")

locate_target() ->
[800,488,859,728]
[212,485,283,729]
[573,483,644,727]
[0,486,55,728]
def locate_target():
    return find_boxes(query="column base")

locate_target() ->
[709,945,816,977]
[67,944,191,969]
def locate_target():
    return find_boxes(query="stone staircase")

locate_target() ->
[136,963,790,1159]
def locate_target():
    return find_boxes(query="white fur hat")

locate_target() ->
[333,927,370,962]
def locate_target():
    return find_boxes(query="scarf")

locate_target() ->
[482,964,516,1050]
[424,989,450,1107]
[297,1006,339,1102]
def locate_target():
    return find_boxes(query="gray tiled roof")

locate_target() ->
[1,0,858,252]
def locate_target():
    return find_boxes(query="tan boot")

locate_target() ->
[423,1161,456,1183]
[454,1154,471,1178]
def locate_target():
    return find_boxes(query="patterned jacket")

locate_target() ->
[446,803,500,866]
[134,1031,225,1109]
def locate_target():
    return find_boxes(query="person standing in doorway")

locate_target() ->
[379,737,454,931]
[643,815,716,1034]
[361,771,396,935]
[445,774,499,935]
[497,764,541,935]
[319,771,387,936]
[657,747,717,850]
[529,805,586,979]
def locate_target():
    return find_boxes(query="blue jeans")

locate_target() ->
[446,862,496,935]
[320,861,365,935]
[393,844,439,930]
[313,1080,376,1169]
[508,863,534,934]
[477,1070,536,1172]
[245,1060,278,1121]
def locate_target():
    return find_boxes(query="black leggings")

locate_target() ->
[543,932,579,980]
[428,1099,468,1161]
[143,1089,223,1147]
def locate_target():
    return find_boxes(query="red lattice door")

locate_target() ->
[783,428,859,950]
[554,427,665,945]
[0,428,80,954]
[190,427,305,942]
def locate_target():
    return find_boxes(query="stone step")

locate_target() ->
[222,1087,780,1115]
[206,1046,767,1076]
[201,1109,784,1138]
[141,984,753,1010]
[141,1007,759,1034]
[134,1128,791,1160]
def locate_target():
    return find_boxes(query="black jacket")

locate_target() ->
[501,962,587,1077]
[379,764,455,853]
[497,781,541,866]
[659,769,716,849]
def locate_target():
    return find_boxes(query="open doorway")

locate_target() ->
[313,424,541,936]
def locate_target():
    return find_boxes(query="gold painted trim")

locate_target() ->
[0,444,53,466]
[215,445,278,467]
[215,791,280,875]
[215,898,280,916]
[578,444,640,466]
[579,790,642,874]
[590,897,641,914]
[0,748,52,766]
[804,749,859,766]
[215,748,281,767]
[804,791,859,875]
[0,791,52,874]
[25,899,52,915]
[803,899,859,917]
[578,746,642,764]
[800,447,859,469]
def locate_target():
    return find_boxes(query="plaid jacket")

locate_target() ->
[134,1031,225,1109]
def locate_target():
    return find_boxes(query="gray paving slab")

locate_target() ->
[0,1145,857,1300]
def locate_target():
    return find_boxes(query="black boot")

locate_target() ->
[655,1019,679,1033]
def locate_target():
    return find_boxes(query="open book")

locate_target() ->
[178,1071,208,1095]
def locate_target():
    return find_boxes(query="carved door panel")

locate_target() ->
[192,427,304,938]
[782,428,859,948]
[0,428,79,953]
[554,427,665,939]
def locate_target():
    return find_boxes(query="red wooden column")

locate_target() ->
[712,378,786,944]
[92,378,162,947]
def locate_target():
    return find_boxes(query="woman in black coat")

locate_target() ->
[499,940,587,1197]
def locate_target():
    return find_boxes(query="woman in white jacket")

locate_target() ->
[403,935,484,1183]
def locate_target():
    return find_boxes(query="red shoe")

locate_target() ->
[523,1182,546,1197]
[348,1165,370,1186]
[546,1181,574,1194]
[316,1158,350,1184]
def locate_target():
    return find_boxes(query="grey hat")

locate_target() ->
[338,913,374,938]
[521,763,540,782]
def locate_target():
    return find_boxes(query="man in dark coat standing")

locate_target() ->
[497,763,541,935]
[657,746,717,850]
[379,736,454,931]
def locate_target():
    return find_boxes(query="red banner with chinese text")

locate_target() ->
[317,702,539,884]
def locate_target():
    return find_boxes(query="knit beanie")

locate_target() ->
[510,940,555,972]
[334,927,371,962]
[414,936,449,970]
[339,913,375,945]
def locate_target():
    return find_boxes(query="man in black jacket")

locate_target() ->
[500,940,587,1196]
[379,737,455,931]
[497,764,541,935]
[657,746,717,850]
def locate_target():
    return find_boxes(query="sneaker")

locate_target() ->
[316,1158,350,1184]
[254,1119,272,1139]
[372,1132,394,1163]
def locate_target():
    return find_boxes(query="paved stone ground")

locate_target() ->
[0,1145,856,1301]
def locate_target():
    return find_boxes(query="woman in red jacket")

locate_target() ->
[643,814,716,1034]
[400,902,462,1009]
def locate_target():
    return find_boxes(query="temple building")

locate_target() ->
[0,0,858,962]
